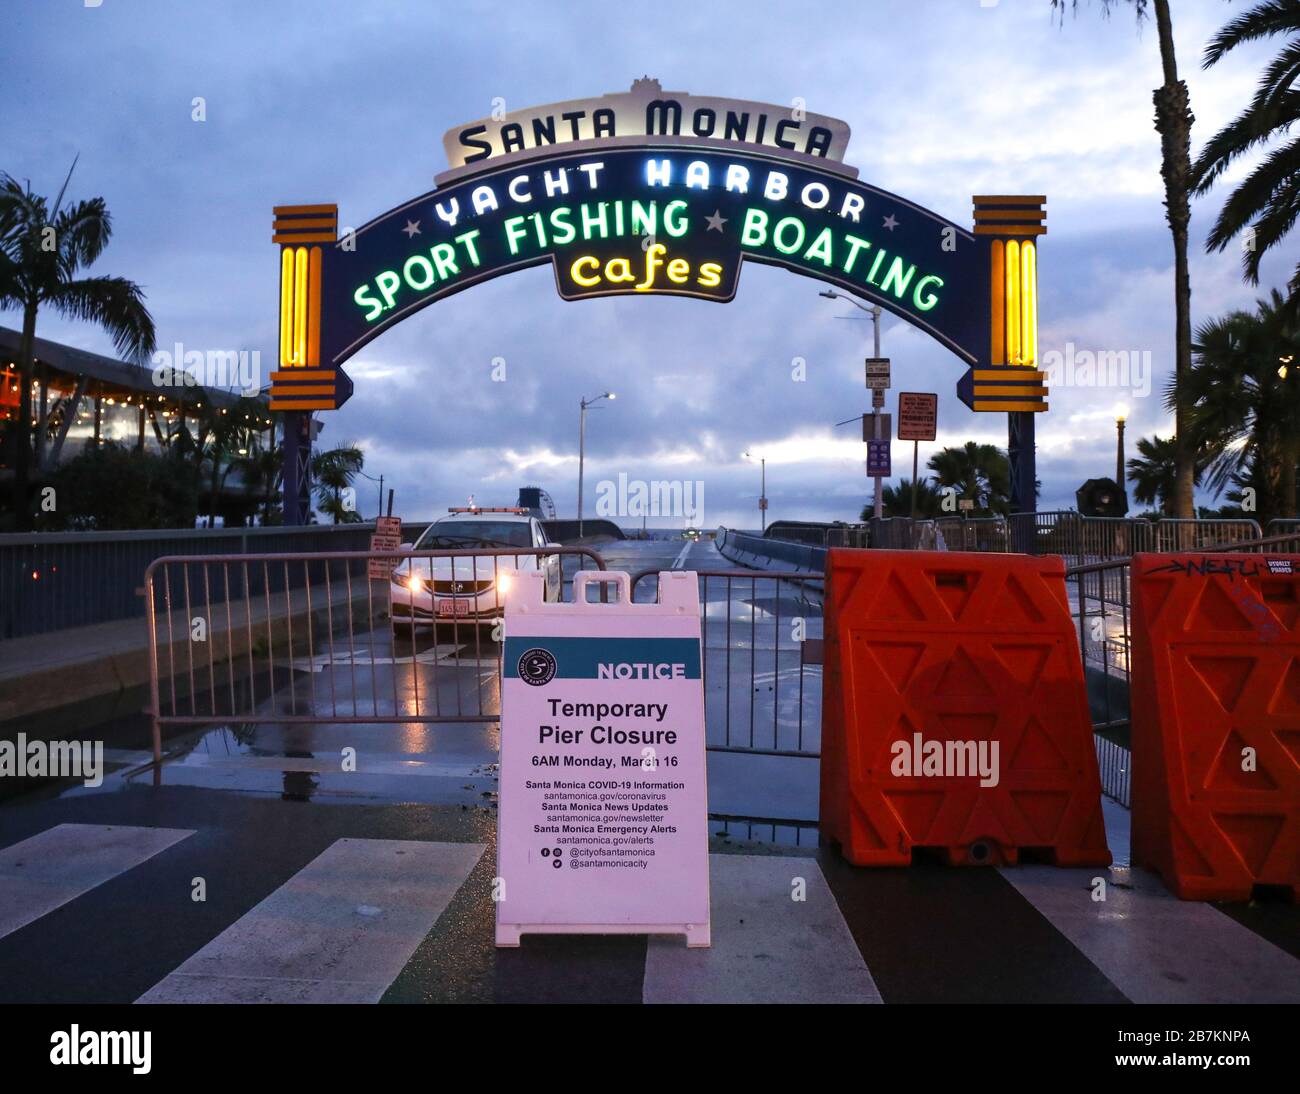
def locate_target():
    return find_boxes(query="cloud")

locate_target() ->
[2,0,1292,526]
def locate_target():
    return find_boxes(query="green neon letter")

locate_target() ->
[913,273,943,311]
[375,270,401,309]
[455,229,483,266]
[772,216,806,255]
[581,202,609,240]
[664,200,688,238]
[630,201,657,238]
[354,284,384,322]
[842,234,871,275]
[549,207,576,246]
[740,208,768,248]
[804,227,835,267]
[403,254,436,292]
[881,256,916,299]
[431,243,459,280]
[504,215,529,255]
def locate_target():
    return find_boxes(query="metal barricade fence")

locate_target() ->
[144,546,605,763]
[1152,518,1262,551]
[1064,528,1300,806]
[632,569,823,758]
[933,516,1009,552]
[1005,511,1155,561]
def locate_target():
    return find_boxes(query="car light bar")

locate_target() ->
[447,507,529,513]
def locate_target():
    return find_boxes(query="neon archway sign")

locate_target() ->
[271,80,1047,522]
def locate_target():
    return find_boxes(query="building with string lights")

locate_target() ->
[0,327,275,525]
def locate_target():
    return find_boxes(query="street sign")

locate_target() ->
[958,498,975,512]
[367,515,403,579]
[862,413,891,442]
[864,358,891,389]
[867,438,891,477]
[496,569,710,948]
[897,392,938,441]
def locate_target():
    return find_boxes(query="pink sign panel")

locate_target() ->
[495,570,710,947]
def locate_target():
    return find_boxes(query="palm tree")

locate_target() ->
[1054,0,1196,518]
[311,443,365,523]
[197,395,271,527]
[872,477,945,519]
[1127,434,1205,515]
[927,442,1012,516]
[0,163,156,529]
[234,428,284,525]
[1171,290,1300,525]
[1192,1,1300,319]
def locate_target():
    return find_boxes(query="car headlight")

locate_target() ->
[496,572,513,595]
[405,574,423,594]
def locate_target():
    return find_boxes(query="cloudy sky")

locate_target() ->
[3,0,1294,527]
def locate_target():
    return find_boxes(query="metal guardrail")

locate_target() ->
[632,568,823,759]
[1,521,431,640]
[716,527,826,573]
[760,511,1270,567]
[144,546,604,764]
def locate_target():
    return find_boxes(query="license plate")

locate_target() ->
[436,599,471,617]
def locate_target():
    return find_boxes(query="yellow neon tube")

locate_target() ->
[1005,239,1021,366]
[279,248,295,369]
[307,246,322,368]
[990,240,1005,366]
[293,246,308,367]
[1021,241,1037,368]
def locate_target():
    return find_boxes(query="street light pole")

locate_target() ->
[578,402,586,536]
[578,392,615,537]
[743,451,768,531]
[821,289,883,518]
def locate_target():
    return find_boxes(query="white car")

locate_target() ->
[389,508,562,631]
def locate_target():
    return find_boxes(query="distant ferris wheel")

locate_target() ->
[516,485,557,520]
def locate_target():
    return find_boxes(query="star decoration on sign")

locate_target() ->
[402,219,421,238]
[705,209,728,232]
[882,214,899,231]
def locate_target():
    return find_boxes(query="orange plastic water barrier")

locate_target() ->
[1130,553,1300,901]
[819,550,1111,867]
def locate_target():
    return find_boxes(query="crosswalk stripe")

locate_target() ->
[136,839,484,1004]
[1000,794,1300,1003]
[642,854,881,1003]
[1000,864,1300,1003]
[0,824,194,941]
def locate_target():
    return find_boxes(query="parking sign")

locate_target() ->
[867,438,892,477]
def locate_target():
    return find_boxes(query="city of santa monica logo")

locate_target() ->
[518,647,557,686]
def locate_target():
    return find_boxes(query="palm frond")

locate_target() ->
[1202,136,1300,266]
[46,275,156,361]
[1203,0,1300,67]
